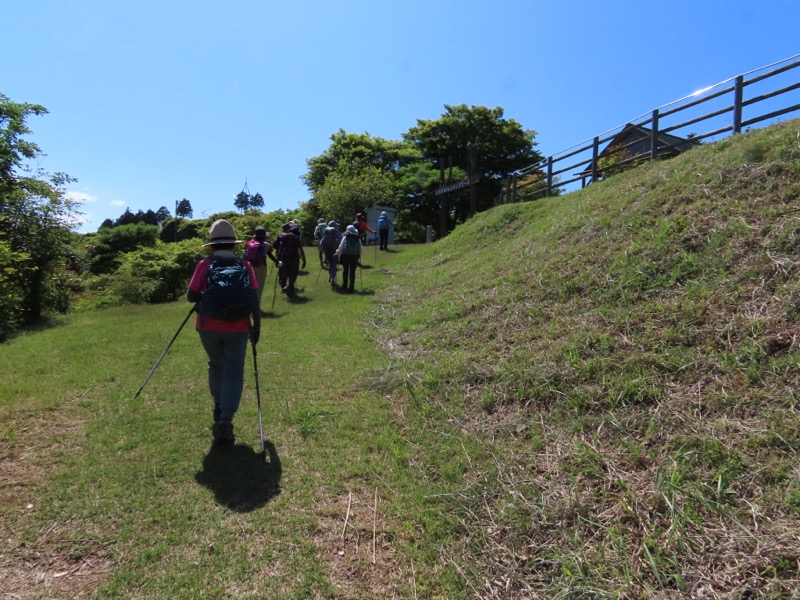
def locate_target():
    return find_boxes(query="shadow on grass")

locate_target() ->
[286,294,311,305]
[195,439,282,512]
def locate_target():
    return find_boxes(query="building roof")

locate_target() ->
[580,123,699,177]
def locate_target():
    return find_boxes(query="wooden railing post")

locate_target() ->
[733,75,744,134]
[650,109,660,161]
[547,157,553,197]
[591,137,599,183]
[512,173,518,203]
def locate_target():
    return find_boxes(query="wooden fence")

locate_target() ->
[496,54,800,204]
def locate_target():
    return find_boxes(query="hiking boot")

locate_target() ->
[213,405,221,423]
[212,420,235,445]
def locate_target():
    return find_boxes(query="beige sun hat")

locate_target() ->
[203,219,244,247]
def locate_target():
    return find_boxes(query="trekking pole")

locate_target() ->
[271,264,280,310]
[359,260,363,291]
[251,338,266,457]
[134,305,196,399]
[314,264,324,287]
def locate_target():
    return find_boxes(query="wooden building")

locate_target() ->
[580,124,699,186]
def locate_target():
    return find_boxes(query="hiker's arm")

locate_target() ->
[186,260,205,303]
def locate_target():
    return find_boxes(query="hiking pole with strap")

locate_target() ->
[250,338,266,457]
[134,304,196,399]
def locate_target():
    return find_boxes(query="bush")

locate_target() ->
[88,223,160,274]
[0,240,29,340]
[109,240,205,304]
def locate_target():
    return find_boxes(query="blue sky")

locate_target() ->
[4,1,800,233]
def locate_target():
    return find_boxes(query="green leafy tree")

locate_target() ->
[0,93,79,338]
[155,206,171,224]
[176,198,193,218]
[114,207,138,226]
[403,104,543,221]
[303,130,418,197]
[234,190,250,212]
[393,161,447,241]
[233,190,265,213]
[315,163,396,228]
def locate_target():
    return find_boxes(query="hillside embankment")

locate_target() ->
[371,119,800,597]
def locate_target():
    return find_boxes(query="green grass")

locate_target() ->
[2,119,800,598]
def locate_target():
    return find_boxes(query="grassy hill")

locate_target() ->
[372,120,800,598]
[1,120,799,598]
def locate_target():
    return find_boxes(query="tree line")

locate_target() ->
[1,92,547,340]
[302,104,547,240]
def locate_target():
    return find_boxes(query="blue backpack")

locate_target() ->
[341,234,360,256]
[201,257,256,321]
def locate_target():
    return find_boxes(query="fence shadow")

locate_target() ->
[195,440,282,512]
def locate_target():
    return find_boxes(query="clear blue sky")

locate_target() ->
[4,1,799,233]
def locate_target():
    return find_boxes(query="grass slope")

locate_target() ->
[1,119,799,599]
[372,120,800,598]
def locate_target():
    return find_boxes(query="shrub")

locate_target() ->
[109,240,205,304]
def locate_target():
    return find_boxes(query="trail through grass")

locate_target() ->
[1,250,438,599]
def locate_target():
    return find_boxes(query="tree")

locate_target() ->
[315,163,396,227]
[0,93,79,337]
[234,188,265,213]
[393,161,447,241]
[115,207,138,226]
[303,130,418,196]
[141,209,159,226]
[176,198,193,218]
[403,104,543,220]
[155,206,171,224]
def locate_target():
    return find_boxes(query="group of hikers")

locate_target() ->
[186,211,394,444]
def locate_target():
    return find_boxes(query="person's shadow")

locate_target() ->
[195,440,282,512]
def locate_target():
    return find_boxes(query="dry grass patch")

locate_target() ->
[312,488,412,599]
[1,412,115,599]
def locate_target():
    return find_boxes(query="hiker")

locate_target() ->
[313,218,328,267]
[320,220,343,289]
[355,212,376,246]
[335,224,362,293]
[242,226,279,305]
[275,222,306,296]
[377,211,393,250]
[291,219,305,245]
[186,219,260,446]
